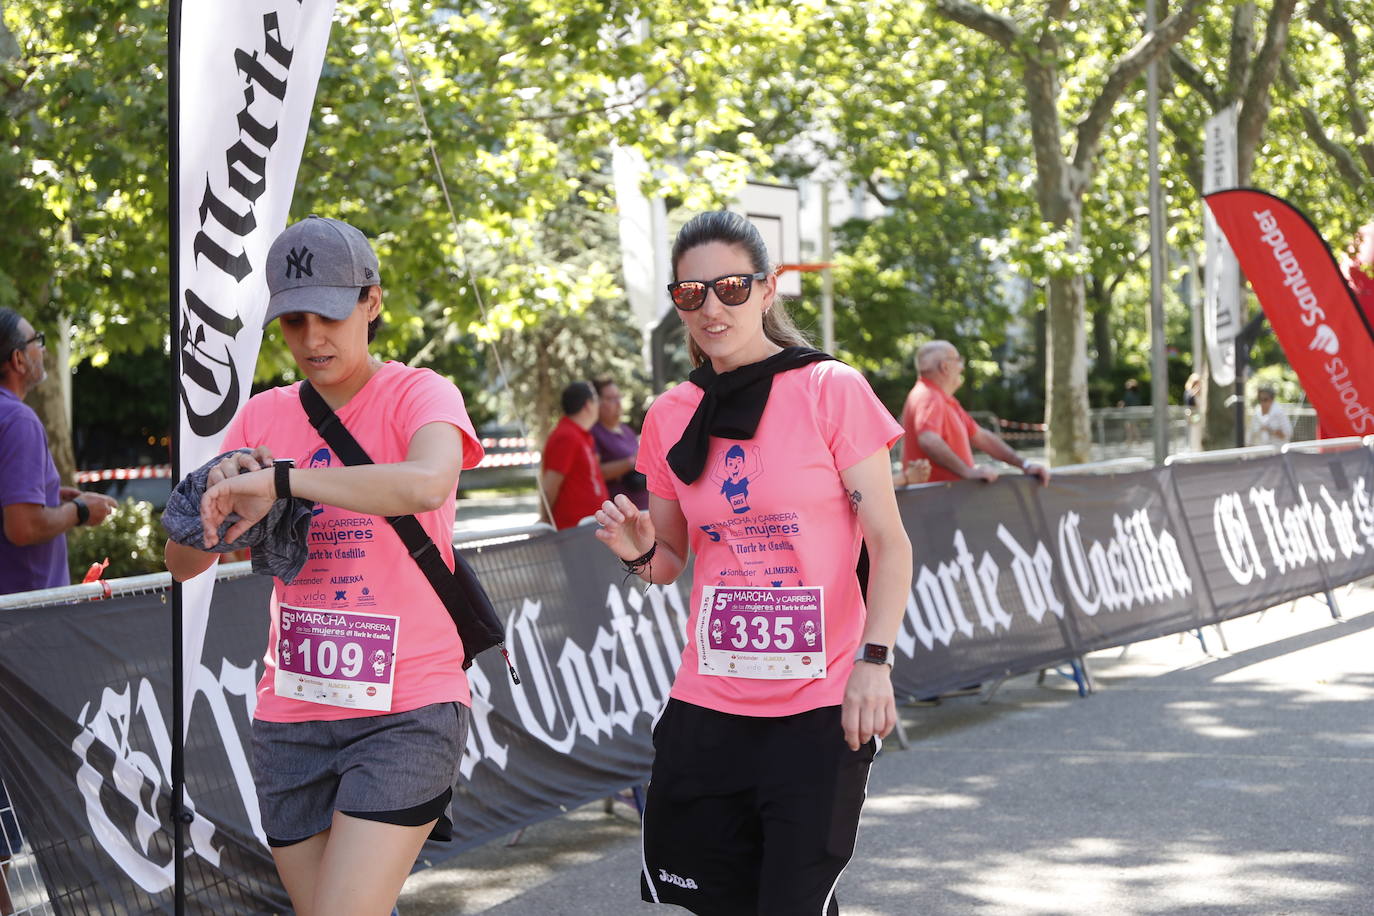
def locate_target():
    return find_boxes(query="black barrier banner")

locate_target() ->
[436,527,670,855]
[0,577,285,914]
[1169,452,1374,620]
[891,477,1077,698]
[1282,448,1374,591]
[890,468,1209,699]
[2,448,1372,912]
[1037,468,1206,654]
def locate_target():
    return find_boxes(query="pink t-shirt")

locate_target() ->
[637,360,902,717]
[220,361,484,723]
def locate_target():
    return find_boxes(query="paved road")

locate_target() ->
[454,492,541,539]
[400,585,1374,915]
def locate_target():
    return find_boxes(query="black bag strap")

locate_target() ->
[298,381,442,566]
[297,380,517,682]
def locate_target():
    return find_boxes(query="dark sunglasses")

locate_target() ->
[667,272,769,311]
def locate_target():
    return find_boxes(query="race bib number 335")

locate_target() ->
[696,586,825,680]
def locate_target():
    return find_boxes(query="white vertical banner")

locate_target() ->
[1204,104,1240,387]
[177,1,336,726]
[612,143,671,365]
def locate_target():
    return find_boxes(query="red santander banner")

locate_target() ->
[1204,189,1374,438]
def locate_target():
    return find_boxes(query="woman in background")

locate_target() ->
[591,376,649,509]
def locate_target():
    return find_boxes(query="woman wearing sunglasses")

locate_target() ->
[594,210,912,914]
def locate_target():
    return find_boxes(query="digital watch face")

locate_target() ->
[861,644,889,665]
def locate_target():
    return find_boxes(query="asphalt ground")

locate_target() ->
[398,582,1374,916]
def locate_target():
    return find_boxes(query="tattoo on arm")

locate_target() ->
[848,489,862,513]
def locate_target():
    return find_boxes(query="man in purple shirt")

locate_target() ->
[0,308,116,595]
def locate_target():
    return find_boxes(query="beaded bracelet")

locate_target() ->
[621,542,657,575]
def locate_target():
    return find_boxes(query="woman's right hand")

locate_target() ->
[207,446,274,488]
[594,494,656,560]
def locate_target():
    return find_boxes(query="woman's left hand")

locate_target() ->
[841,661,897,751]
[201,468,275,547]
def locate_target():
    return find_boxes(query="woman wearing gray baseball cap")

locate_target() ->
[166,215,485,915]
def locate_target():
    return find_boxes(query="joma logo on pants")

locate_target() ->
[658,869,699,890]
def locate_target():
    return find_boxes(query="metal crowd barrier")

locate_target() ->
[0,777,44,916]
[0,566,255,612]
[454,522,554,548]
[1164,444,1279,466]
[0,524,559,614]
[1282,436,1370,454]
[1051,456,1153,476]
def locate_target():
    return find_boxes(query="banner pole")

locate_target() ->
[167,0,186,911]
[1146,0,1168,465]
[1233,334,1244,449]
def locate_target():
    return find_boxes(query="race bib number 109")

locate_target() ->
[696,586,825,680]
[274,604,399,711]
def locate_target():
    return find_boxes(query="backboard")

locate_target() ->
[734,182,802,297]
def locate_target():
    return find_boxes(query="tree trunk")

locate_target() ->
[1046,269,1093,464]
[1200,359,1238,449]
[1090,278,1113,381]
[532,327,557,445]
[1044,197,1092,465]
[28,317,76,483]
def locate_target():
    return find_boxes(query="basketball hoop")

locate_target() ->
[735,183,802,296]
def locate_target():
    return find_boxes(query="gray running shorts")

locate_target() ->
[251,701,469,847]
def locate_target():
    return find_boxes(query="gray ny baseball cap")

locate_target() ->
[263,216,382,328]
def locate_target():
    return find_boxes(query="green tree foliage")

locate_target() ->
[930,0,1206,464]
[1,1,168,353]
[66,497,168,582]
[3,0,815,456]
[794,7,1026,381]
[2,1,168,478]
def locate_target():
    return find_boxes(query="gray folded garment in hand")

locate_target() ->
[161,449,314,584]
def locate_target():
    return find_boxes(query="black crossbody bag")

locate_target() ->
[299,381,518,683]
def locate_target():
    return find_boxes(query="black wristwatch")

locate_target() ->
[73,497,90,526]
[273,459,294,500]
[854,643,893,667]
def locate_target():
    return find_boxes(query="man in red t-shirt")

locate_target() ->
[540,381,610,529]
[1342,221,1374,328]
[900,340,1050,485]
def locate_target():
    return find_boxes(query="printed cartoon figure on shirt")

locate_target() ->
[710,444,763,514]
